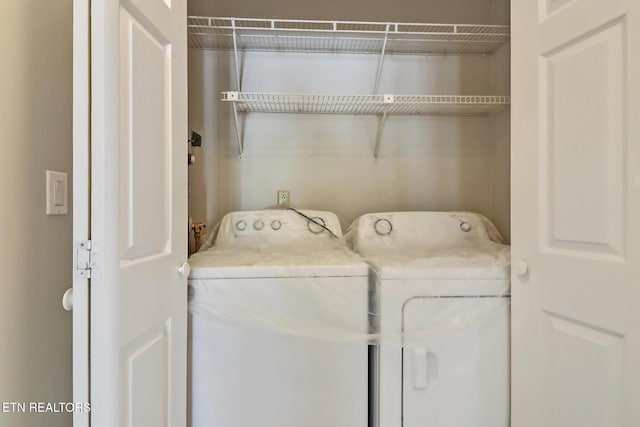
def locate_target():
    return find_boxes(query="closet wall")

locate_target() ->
[187,0,510,238]
[489,1,511,240]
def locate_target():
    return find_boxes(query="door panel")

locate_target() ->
[123,321,171,426]
[542,311,624,426]
[540,18,625,258]
[511,0,640,425]
[90,0,187,425]
[119,5,172,261]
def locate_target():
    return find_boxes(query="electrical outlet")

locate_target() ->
[277,190,290,205]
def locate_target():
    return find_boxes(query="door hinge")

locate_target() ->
[76,240,96,279]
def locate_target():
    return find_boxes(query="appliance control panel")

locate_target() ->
[353,211,493,252]
[216,209,342,245]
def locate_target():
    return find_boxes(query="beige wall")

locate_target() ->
[490,0,512,241]
[0,1,73,426]
[188,49,510,234]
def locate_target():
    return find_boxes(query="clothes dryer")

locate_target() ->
[349,211,511,427]
[188,209,369,427]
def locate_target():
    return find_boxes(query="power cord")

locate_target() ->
[287,208,339,239]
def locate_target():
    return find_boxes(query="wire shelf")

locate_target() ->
[189,17,510,55]
[222,92,510,116]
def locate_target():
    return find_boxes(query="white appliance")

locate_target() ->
[349,211,511,427]
[188,209,369,427]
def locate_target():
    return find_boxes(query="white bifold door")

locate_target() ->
[511,0,640,426]
[73,0,188,425]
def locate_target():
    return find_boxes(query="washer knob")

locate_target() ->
[374,218,393,236]
[460,221,471,232]
[271,219,282,231]
[307,217,326,234]
[253,219,264,230]
[235,220,247,231]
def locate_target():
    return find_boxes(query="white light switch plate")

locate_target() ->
[46,170,68,215]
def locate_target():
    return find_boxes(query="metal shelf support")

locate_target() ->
[373,24,390,94]
[374,94,394,160]
[225,92,244,158]
[231,19,242,91]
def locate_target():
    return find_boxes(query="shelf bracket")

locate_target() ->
[225,92,244,158]
[232,104,243,158]
[373,24,390,94]
[231,19,242,91]
[373,94,394,160]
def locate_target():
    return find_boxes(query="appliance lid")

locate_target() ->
[188,246,369,279]
[364,245,511,280]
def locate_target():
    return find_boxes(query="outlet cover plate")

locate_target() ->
[277,190,290,205]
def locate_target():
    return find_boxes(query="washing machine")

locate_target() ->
[349,211,511,427]
[188,209,369,427]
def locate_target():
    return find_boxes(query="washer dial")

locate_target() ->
[374,218,393,236]
[459,221,472,232]
[271,219,282,231]
[253,219,264,230]
[235,220,247,231]
[307,217,326,234]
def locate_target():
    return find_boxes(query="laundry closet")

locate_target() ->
[186,0,511,238]
[183,1,512,426]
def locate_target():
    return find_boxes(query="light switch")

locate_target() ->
[54,180,65,206]
[46,170,68,215]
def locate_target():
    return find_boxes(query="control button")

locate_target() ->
[253,219,264,230]
[235,220,247,231]
[460,221,471,232]
[307,217,326,234]
[374,218,393,236]
[271,220,282,231]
